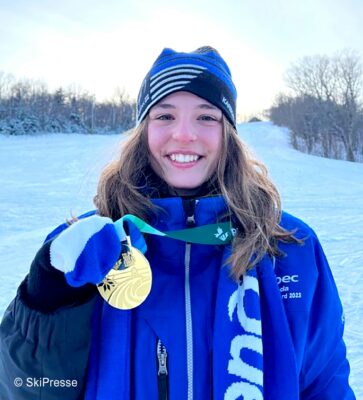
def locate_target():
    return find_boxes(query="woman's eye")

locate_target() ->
[199,115,218,121]
[155,114,173,120]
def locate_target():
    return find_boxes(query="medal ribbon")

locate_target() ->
[100,216,235,310]
[114,214,235,247]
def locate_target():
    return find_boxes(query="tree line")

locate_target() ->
[0,72,136,135]
[2,51,363,162]
[268,49,363,162]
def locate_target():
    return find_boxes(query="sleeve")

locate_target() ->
[299,235,356,399]
[23,239,97,312]
[0,284,97,400]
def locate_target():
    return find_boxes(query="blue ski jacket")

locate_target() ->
[0,195,356,399]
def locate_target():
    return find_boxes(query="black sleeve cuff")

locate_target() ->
[20,240,97,312]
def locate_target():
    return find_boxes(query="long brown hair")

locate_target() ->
[95,116,299,280]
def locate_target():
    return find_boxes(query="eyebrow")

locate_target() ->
[152,103,220,111]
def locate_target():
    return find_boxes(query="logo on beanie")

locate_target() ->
[150,65,206,101]
[222,95,235,122]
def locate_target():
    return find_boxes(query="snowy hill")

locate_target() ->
[0,122,362,396]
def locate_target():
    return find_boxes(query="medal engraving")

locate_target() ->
[97,245,152,310]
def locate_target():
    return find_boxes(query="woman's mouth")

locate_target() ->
[169,153,200,163]
[166,152,203,169]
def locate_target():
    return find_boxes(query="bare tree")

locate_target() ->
[270,50,363,162]
[0,75,136,135]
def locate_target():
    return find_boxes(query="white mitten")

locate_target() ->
[50,215,124,287]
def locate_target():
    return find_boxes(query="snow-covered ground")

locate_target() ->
[0,122,362,396]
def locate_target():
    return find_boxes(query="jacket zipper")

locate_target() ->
[157,339,168,400]
[183,199,197,400]
[156,199,197,400]
[185,241,193,400]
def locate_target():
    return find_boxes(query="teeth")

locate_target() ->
[169,154,199,163]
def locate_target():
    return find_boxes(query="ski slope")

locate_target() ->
[0,122,362,396]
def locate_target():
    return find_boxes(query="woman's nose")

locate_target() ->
[171,119,197,142]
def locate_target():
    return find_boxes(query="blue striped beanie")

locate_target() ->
[137,46,237,127]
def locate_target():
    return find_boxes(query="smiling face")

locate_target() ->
[147,91,223,189]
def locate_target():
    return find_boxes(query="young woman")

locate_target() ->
[0,46,356,400]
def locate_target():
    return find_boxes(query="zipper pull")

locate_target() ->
[183,199,198,227]
[157,339,168,375]
[186,214,195,226]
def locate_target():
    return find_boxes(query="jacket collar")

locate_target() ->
[150,195,230,230]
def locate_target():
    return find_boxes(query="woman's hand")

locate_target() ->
[50,215,122,287]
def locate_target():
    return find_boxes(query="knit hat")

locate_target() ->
[137,46,237,127]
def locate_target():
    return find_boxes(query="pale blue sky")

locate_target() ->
[1,0,362,117]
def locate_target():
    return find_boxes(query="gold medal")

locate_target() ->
[97,243,152,310]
